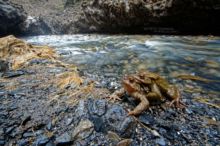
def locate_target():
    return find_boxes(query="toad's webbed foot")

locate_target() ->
[169,98,186,108]
[107,88,125,102]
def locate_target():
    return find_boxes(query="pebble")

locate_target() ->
[72,119,94,140]
[33,135,50,146]
[55,133,72,144]
[156,137,166,146]
[3,70,26,78]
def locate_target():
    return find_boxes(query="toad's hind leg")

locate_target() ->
[128,92,149,116]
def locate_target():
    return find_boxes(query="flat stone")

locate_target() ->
[72,119,94,140]
[3,70,26,78]
[156,137,166,146]
[33,135,49,146]
[55,133,72,145]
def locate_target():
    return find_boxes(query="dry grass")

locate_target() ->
[0,35,58,70]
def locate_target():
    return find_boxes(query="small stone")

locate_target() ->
[88,99,107,116]
[0,60,9,72]
[3,70,26,78]
[0,140,5,146]
[17,139,29,146]
[46,121,52,131]
[21,116,31,126]
[66,118,73,126]
[5,126,15,135]
[23,132,34,138]
[55,133,72,145]
[72,119,94,140]
[117,139,132,146]
[35,136,50,145]
[156,137,166,146]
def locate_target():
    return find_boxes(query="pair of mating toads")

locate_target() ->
[108,71,185,116]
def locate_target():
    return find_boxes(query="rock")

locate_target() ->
[117,139,132,146]
[3,70,26,78]
[22,132,34,138]
[88,99,107,116]
[138,114,155,126]
[104,104,136,138]
[17,139,29,146]
[55,133,72,145]
[33,135,50,146]
[156,137,166,146]
[46,121,52,131]
[0,0,26,36]
[23,16,52,35]
[72,119,94,140]
[75,0,220,34]
[0,140,5,146]
[0,60,9,72]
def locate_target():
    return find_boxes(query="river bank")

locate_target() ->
[0,35,219,145]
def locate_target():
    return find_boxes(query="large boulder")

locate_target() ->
[0,0,26,36]
[74,0,220,34]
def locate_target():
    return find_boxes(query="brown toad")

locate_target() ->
[108,71,184,115]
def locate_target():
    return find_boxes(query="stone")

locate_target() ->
[156,137,166,146]
[3,70,26,78]
[88,99,107,116]
[0,60,9,72]
[76,0,220,34]
[72,119,94,141]
[33,135,50,146]
[55,133,72,145]
[0,0,26,36]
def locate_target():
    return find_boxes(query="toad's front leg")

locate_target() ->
[128,92,149,116]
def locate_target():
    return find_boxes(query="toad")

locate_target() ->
[108,71,185,115]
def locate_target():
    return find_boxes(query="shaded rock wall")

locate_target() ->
[75,0,220,34]
[0,0,26,36]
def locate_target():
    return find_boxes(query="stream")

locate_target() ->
[24,35,220,93]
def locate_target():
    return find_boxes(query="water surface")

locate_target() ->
[24,35,220,92]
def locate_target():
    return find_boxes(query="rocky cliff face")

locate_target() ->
[0,0,26,36]
[74,0,220,34]
[2,0,220,35]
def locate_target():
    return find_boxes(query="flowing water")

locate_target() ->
[24,35,220,93]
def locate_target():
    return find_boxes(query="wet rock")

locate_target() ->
[3,70,26,78]
[74,100,89,119]
[0,140,5,146]
[117,139,132,146]
[24,16,52,35]
[21,115,31,126]
[88,99,107,116]
[55,133,72,145]
[0,0,26,36]
[107,131,121,142]
[46,121,52,131]
[138,114,155,126]
[33,135,50,146]
[5,126,16,135]
[104,104,136,138]
[0,60,9,72]
[156,137,166,146]
[17,139,29,146]
[72,119,94,141]
[23,131,34,138]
